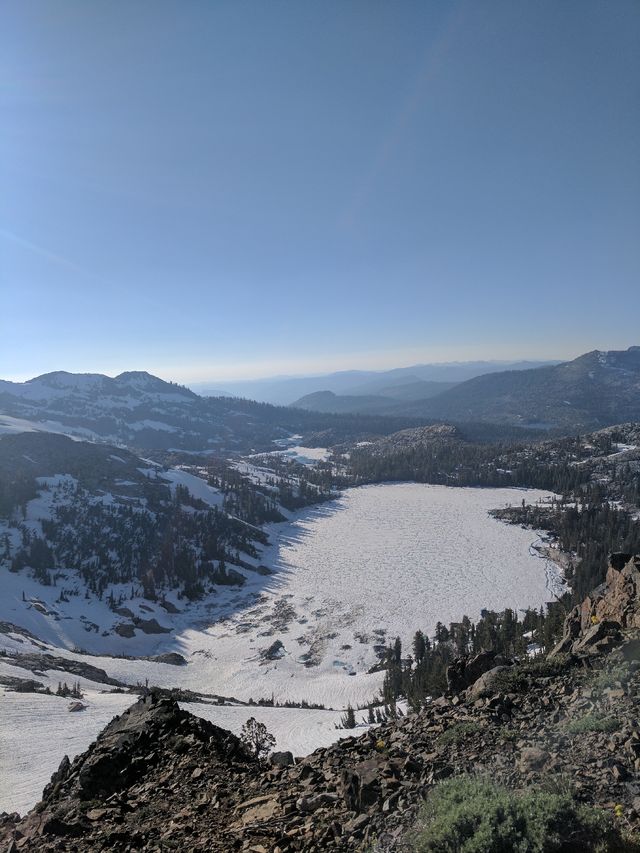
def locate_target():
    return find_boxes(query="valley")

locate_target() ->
[0,476,559,815]
[0,357,638,833]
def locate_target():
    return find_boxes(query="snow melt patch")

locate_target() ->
[275,446,330,465]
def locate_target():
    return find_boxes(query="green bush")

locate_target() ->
[590,663,631,693]
[437,721,482,747]
[565,712,620,735]
[409,776,618,852]
[500,728,519,743]
[492,657,570,694]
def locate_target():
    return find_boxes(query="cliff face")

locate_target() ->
[2,557,640,852]
[582,554,640,630]
[551,553,640,658]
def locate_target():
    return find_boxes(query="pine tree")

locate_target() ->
[341,705,356,729]
[240,717,276,761]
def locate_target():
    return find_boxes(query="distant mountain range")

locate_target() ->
[293,348,640,431]
[289,381,454,415]
[0,370,424,454]
[192,360,559,405]
[1,349,637,451]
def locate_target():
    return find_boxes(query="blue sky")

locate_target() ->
[2,1,639,382]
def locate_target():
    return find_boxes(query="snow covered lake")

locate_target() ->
[1,482,564,815]
[179,483,562,707]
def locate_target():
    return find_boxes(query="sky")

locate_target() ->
[1,1,639,383]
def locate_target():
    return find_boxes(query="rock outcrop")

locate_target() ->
[582,553,640,629]
[550,553,640,658]
[446,649,510,693]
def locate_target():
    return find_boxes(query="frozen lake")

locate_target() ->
[97,483,562,708]
[267,483,562,646]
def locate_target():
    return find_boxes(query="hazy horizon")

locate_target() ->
[3,341,639,387]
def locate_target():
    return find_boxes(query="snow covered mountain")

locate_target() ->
[0,371,208,448]
[0,370,419,453]
[1,370,183,397]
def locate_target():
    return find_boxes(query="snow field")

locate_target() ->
[180,702,371,758]
[0,689,134,816]
[2,484,563,710]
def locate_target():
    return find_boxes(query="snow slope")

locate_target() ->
[179,702,370,757]
[0,689,134,816]
[161,467,224,507]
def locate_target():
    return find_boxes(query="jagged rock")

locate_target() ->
[548,611,583,658]
[40,815,88,837]
[270,751,294,768]
[114,607,134,618]
[133,617,171,634]
[297,793,339,813]
[114,622,135,638]
[572,619,623,655]
[0,676,46,693]
[548,634,574,658]
[261,640,285,661]
[151,652,187,665]
[234,795,279,825]
[577,554,640,632]
[446,650,502,693]
[517,747,551,773]
[6,653,123,686]
[41,754,71,801]
[550,554,639,659]
[467,665,510,700]
[345,813,369,837]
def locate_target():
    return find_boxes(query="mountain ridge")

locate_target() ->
[193,360,560,405]
[290,347,640,431]
[0,370,431,454]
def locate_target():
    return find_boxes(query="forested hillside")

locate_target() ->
[0,432,337,605]
[404,347,640,430]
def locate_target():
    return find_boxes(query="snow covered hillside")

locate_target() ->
[0,369,415,453]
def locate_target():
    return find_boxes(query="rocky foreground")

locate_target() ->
[2,554,640,852]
